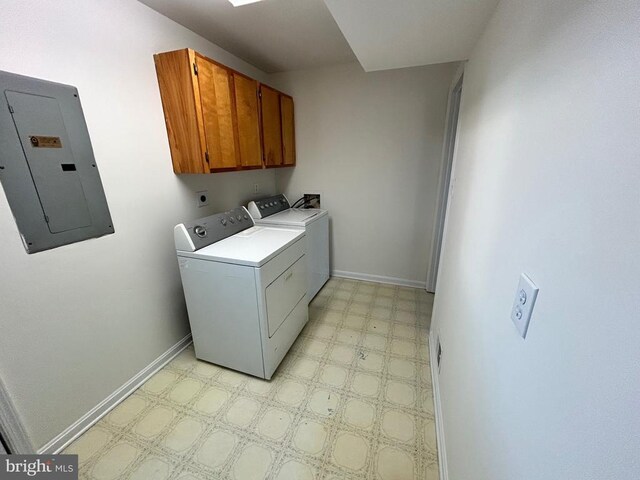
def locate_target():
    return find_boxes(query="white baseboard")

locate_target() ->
[429,332,449,480]
[39,334,192,454]
[331,270,427,289]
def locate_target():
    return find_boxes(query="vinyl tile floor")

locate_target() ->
[65,278,438,480]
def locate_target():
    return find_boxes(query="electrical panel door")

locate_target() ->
[0,71,113,252]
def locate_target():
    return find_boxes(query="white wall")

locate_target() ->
[431,0,640,478]
[271,62,457,287]
[0,0,275,450]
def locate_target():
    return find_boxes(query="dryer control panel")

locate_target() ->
[247,194,290,219]
[174,207,254,252]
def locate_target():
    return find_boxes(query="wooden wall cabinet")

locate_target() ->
[280,94,296,166]
[154,48,295,174]
[195,54,237,170]
[233,73,263,168]
[259,85,296,168]
[260,85,283,167]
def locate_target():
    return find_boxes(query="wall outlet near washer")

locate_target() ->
[196,190,209,208]
[511,273,539,338]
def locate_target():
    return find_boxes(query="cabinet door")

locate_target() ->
[196,56,238,170]
[260,85,283,167]
[233,74,262,168]
[280,95,295,166]
[154,49,206,173]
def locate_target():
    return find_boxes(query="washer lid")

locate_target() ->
[255,208,327,227]
[177,226,305,267]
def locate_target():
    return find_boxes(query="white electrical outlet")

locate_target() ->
[511,273,539,338]
[196,190,209,208]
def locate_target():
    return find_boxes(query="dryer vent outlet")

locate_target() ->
[303,193,321,208]
[436,338,443,373]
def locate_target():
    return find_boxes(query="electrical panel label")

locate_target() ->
[29,135,62,148]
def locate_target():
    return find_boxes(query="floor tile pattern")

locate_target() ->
[65,278,438,479]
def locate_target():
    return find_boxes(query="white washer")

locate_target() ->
[174,206,308,379]
[248,195,329,302]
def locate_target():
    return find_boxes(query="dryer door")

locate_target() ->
[265,255,307,337]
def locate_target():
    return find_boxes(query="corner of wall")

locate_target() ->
[429,329,449,480]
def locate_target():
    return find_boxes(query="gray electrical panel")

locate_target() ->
[0,71,114,253]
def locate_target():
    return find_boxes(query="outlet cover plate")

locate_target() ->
[511,273,539,338]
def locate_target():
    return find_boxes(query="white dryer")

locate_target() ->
[248,195,329,302]
[174,207,308,379]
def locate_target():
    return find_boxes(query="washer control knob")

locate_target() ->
[194,225,207,237]
[237,215,242,221]
[229,217,235,224]
[244,214,249,220]
[220,219,227,226]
